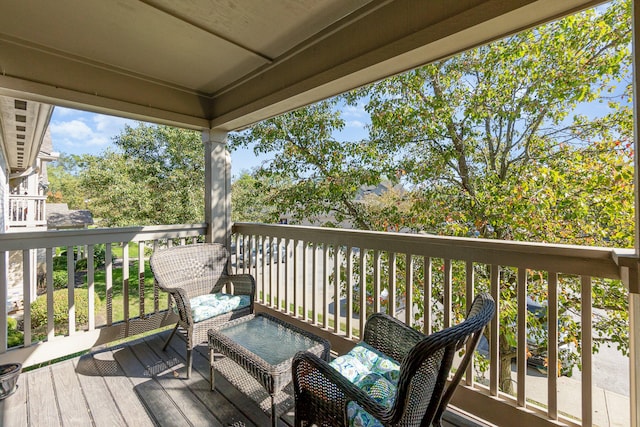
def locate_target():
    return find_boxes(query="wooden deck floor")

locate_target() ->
[0,329,476,427]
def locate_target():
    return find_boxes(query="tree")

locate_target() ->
[80,124,204,226]
[231,170,282,223]
[348,0,632,393]
[46,154,88,209]
[229,98,391,229]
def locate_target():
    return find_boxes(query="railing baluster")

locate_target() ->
[359,248,367,338]
[312,242,317,325]
[323,244,329,329]
[276,237,281,310]
[46,248,54,340]
[389,252,396,318]
[443,258,452,329]
[123,242,129,323]
[301,240,307,320]
[23,250,33,344]
[373,250,381,314]
[333,245,340,334]
[66,246,74,336]
[88,244,95,331]
[138,241,145,318]
[153,240,159,314]
[0,251,6,352]
[517,267,527,407]
[582,275,593,426]
[405,253,413,327]
[346,246,353,339]
[489,264,500,396]
[106,243,113,325]
[424,257,432,335]
[548,271,558,419]
[292,239,297,317]
[465,260,474,385]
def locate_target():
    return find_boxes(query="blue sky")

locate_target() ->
[49,101,371,178]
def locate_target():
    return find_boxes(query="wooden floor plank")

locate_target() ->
[113,341,188,427]
[50,360,93,426]
[74,356,128,427]
[191,342,290,427]
[128,336,219,427]
[27,366,61,426]
[1,329,475,427]
[0,369,27,427]
[147,333,256,427]
[91,346,156,427]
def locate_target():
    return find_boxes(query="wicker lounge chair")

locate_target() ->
[292,293,495,427]
[150,243,255,378]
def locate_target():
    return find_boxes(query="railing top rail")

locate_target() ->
[0,223,207,250]
[8,195,47,199]
[233,222,632,280]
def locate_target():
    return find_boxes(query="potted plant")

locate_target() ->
[0,362,21,399]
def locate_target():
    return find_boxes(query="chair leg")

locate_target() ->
[163,324,179,351]
[186,348,192,379]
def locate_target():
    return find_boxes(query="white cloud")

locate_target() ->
[342,102,368,120]
[49,109,138,155]
[346,120,365,129]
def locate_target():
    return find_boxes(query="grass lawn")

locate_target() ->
[88,259,169,324]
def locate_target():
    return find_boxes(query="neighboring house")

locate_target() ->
[0,96,56,313]
[46,203,93,230]
[280,180,407,230]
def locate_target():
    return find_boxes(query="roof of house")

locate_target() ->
[46,203,94,229]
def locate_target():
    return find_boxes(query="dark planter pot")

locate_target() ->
[0,363,21,400]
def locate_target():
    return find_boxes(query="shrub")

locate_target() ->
[52,270,69,289]
[52,256,68,271]
[31,289,102,329]
[7,316,17,330]
[7,317,23,347]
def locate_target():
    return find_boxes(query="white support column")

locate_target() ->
[203,129,231,246]
[632,2,640,426]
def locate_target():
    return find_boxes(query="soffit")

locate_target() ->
[0,96,53,173]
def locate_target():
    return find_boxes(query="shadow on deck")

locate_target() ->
[0,329,486,426]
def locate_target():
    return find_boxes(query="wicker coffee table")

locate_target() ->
[208,313,330,427]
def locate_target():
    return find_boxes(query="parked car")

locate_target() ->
[237,242,286,267]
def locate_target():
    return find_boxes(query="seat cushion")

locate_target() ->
[329,343,400,427]
[181,293,251,323]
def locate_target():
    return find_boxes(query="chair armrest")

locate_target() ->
[218,274,256,301]
[163,286,192,325]
[363,312,425,362]
[292,351,393,425]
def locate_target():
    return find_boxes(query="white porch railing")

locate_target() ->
[0,222,635,426]
[8,195,47,228]
[0,223,206,367]
[232,222,636,427]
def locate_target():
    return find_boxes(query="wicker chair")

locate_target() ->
[150,243,255,378]
[292,293,495,427]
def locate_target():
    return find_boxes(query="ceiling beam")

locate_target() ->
[209,0,604,131]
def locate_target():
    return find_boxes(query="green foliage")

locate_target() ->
[79,124,204,227]
[235,1,633,394]
[7,317,23,348]
[30,289,103,329]
[7,317,17,330]
[231,171,284,223]
[52,270,69,289]
[230,99,388,229]
[46,154,89,209]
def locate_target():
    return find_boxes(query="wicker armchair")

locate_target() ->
[292,293,495,427]
[150,243,255,378]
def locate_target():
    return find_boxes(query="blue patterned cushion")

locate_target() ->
[329,343,400,427]
[178,293,251,323]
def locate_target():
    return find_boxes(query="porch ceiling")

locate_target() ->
[0,0,604,132]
